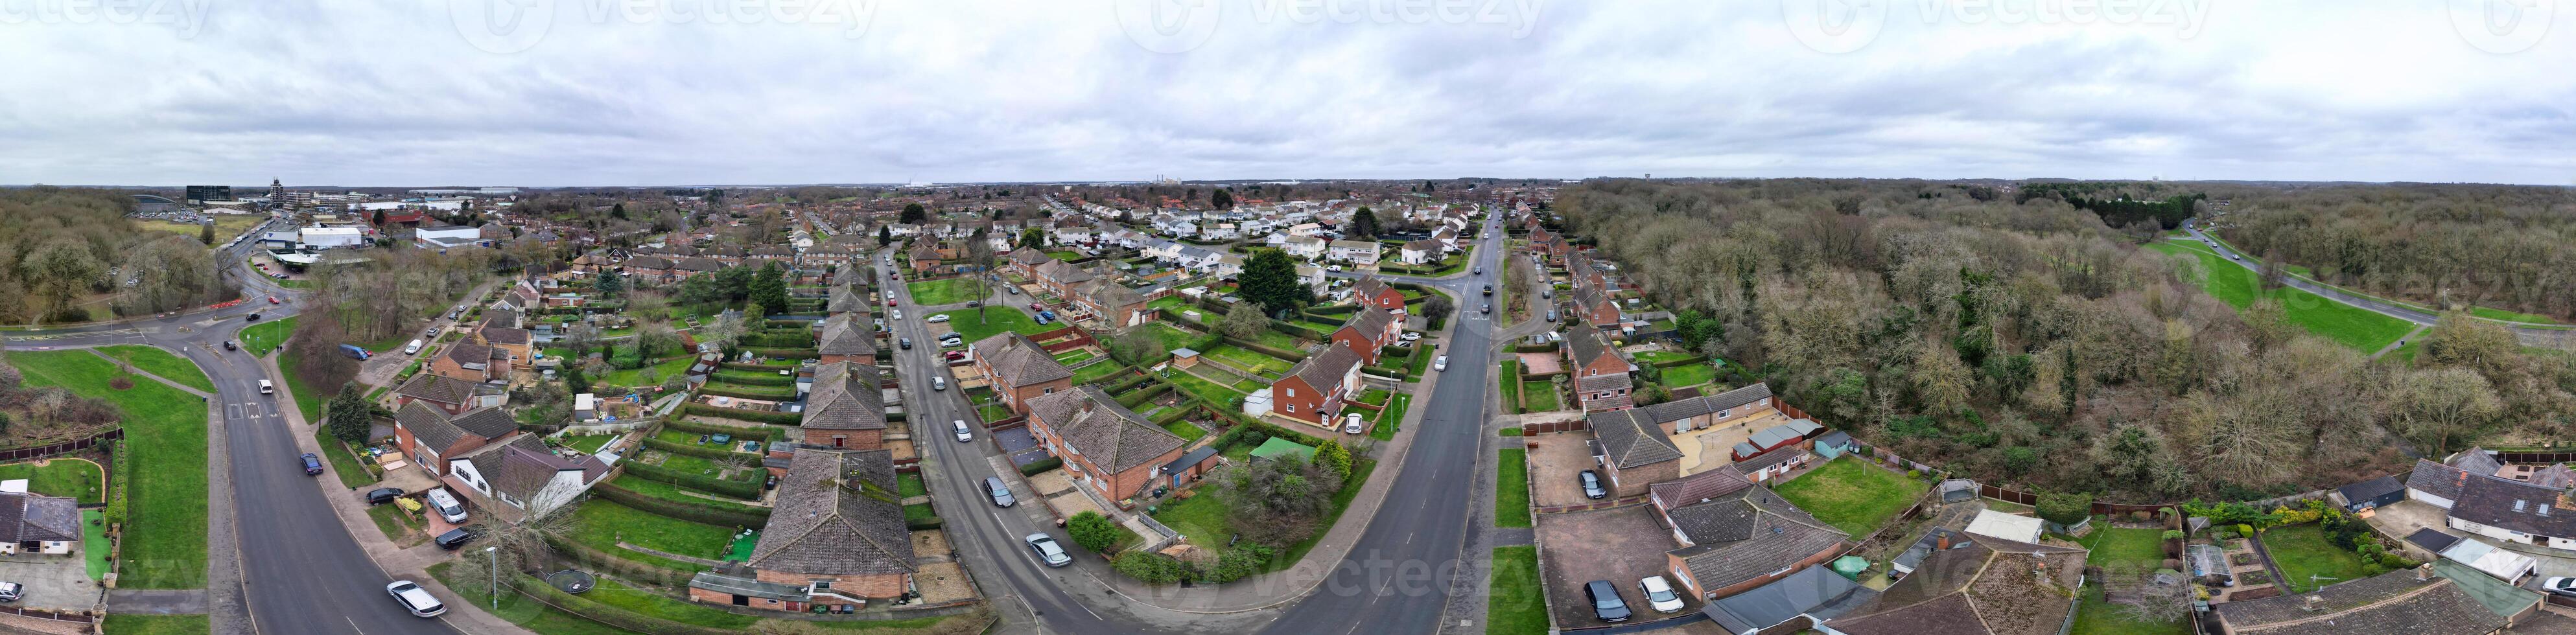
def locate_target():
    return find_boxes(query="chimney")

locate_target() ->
[2302,595,2324,612]
[2416,563,2433,582]
[1938,534,1951,549]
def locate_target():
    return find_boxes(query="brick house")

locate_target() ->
[815,314,876,366]
[907,244,941,271]
[1565,328,1633,412]
[1269,340,1364,427]
[1349,277,1406,313]
[1568,283,1622,327]
[1024,387,1187,503]
[971,332,1072,415]
[427,342,510,383]
[800,362,887,450]
[690,448,914,612]
[1826,537,2089,635]
[1032,259,1097,298]
[393,373,504,415]
[1068,279,1150,329]
[1645,470,1850,601]
[1587,384,1796,490]
[1329,306,1401,367]
[1006,247,1051,275]
[474,327,533,364]
[392,402,519,477]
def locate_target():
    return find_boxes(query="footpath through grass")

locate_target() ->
[96,345,215,393]
[1771,457,1928,538]
[9,350,208,588]
[1486,546,1549,635]
[2147,240,2415,352]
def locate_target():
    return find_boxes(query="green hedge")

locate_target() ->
[1103,373,1157,394]
[679,402,802,426]
[1364,365,1407,380]
[541,533,701,586]
[591,479,771,527]
[104,438,131,526]
[742,333,815,348]
[1305,304,1357,317]
[745,347,819,360]
[1378,345,1413,360]
[1266,320,1332,341]
[1020,457,1062,476]
[709,370,795,386]
[621,458,763,500]
[718,362,792,371]
[1220,336,1306,361]
[1648,354,1712,367]
[1117,382,1176,409]
[508,570,736,635]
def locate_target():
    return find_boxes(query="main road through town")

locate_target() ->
[880,211,1513,635]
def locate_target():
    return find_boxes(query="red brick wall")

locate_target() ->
[809,428,884,450]
[1573,351,1628,380]
[1363,289,1405,311]
[1271,376,1336,426]
[1603,457,1674,499]
[1330,328,1382,367]
[819,352,876,366]
[995,378,1071,415]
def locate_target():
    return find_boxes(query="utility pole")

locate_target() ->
[486,546,499,609]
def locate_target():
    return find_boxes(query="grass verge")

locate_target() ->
[1495,449,1530,527]
[9,350,207,588]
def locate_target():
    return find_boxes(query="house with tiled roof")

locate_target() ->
[1350,276,1405,312]
[0,491,81,555]
[428,341,510,383]
[1032,259,1097,298]
[1397,239,1441,265]
[1068,278,1151,329]
[1565,327,1633,412]
[1268,340,1364,428]
[392,402,520,477]
[1024,387,1187,503]
[972,332,1072,415]
[1327,240,1381,265]
[1007,246,1051,273]
[1586,384,1799,495]
[2208,566,2511,635]
[690,448,914,612]
[1569,280,1622,327]
[1329,306,1401,367]
[907,244,941,271]
[1822,537,2087,635]
[441,434,604,524]
[393,373,505,415]
[473,326,533,363]
[801,362,887,450]
[815,313,876,365]
[1658,483,1850,601]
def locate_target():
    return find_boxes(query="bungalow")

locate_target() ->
[972,332,1073,415]
[2208,567,2509,635]
[801,362,888,450]
[1397,239,1441,265]
[1350,277,1407,312]
[442,434,605,524]
[392,402,519,477]
[1565,328,1633,412]
[1329,306,1401,367]
[1587,384,1797,496]
[815,313,876,366]
[1024,387,1188,503]
[393,373,506,415]
[1269,340,1365,427]
[0,491,80,555]
[1821,537,2087,635]
[1654,477,1850,601]
[1327,240,1381,265]
[690,448,914,612]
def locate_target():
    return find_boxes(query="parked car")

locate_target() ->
[1639,575,1684,613]
[933,376,948,391]
[1547,309,1558,322]
[404,339,423,354]
[943,351,967,361]
[887,299,898,306]
[1007,287,1020,295]
[2546,577,2576,598]
[984,476,1016,507]
[268,295,281,305]
[1025,533,1072,568]
[450,308,464,319]
[899,338,913,349]
[1344,413,1364,434]
[0,581,19,603]
[891,309,904,319]
[365,487,405,505]
[1399,332,1422,341]
[926,314,950,323]
[300,453,323,475]
[1585,580,1632,623]
[340,343,371,360]
[386,581,447,617]
[425,487,469,524]
[1579,470,1606,499]
[1434,355,1448,371]
[954,419,972,441]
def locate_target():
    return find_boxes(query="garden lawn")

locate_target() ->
[1771,457,1928,538]
[2146,240,2414,352]
[585,577,758,629]
[600,356,694,389]
[1632,351,1700,365]
[605,477,771,518]
[1657,363,1717,389]
[1204,345,1293,375]
[1370,393,1411,442]
[558,433,619,454]
[1138,321,1201,351]
[2083,527,2170,569]
[1519,380,1559,411]
[10,350,207,588]
[904,503,937,524]
[428,562,648,635]
[1498,360,1521,413]
[366,503,423,545]
[1165,370,1249,405]
[1486,546,1548,635]
[933,307,1047,343]
[1495,449,1530,527]
[0,458,105,503]
[899,472,928,498]
[2070,584,2189,635]
[907,277,989,305]
[1150,491,1233,548]
[100,614,213,635]
[565,500,734,571]
[1053,349,1096,365]
[96,345,215,393]
[314,429,377,489]
[237,316,294,356]
[1162,420,1209,444]
[1241,327,1302,350]
[2262,524,2373,593]
[1046,250,1081,260]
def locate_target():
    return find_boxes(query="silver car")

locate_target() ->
[1025,533,1072,568]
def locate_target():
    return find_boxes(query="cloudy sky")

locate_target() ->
[5,0,2571,186]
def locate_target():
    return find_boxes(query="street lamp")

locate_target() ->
[484,546,498,609]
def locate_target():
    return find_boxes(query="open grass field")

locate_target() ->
[907,277,990,306]
[0,458,106,504]
[2261,524,2372,593]
[1485,546,1548,635]
[1771,457,1928,538]
[931,307,1048,343]
[97,345,215,393]
[9,350,207,588]
[564,500,734,572]
[2148,240,2415,352]
[1495,449,1530,527]
[237,316,294,356]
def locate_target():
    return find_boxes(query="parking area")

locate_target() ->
[0,551,106,612]
[1524,433,1601,508]
[1535,505,1694,627]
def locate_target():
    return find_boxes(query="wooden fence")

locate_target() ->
[0,427,123,462]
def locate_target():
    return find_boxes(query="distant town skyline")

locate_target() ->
[6,1,2571,186]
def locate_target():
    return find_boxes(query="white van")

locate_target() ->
[424,487,468,524]
[257,380,274,395]
[403,339,424,354]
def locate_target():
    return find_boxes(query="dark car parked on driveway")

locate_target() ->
[365,487,405,505]
[1586,580,1632,622]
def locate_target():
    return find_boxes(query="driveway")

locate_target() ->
[1536,505,1694,627]
[1526,432,1602,508]
[0,551,104,612]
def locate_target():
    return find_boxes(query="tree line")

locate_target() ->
[0,187,237,323]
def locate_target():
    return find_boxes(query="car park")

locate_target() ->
[365,487,406,505]
[1585,580,1631,623]
[1580,470,1606,499]
[984,476,1016,507]
[387,581,446,617]
[954,419,972,441]
[301,453,324,475]
[1025,533,1072,567]
[1639,576,1684,612]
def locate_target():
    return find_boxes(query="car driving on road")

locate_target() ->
[386,581,446,617]
[1025,533,1072,567]
[984,476,1016,507]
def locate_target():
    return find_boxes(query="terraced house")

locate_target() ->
[972,332,1073,415]
[1025,387,1188,503]
[815,312,876,365]
[1265,340,1365,427]
[692,448,915,612]
[801,361,889,450]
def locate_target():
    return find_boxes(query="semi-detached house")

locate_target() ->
[972,332,1073,415]
[1025,387,1187,503]
[1266,340,1364,428]
[801,362,889,451]
[690,448,914,612]
[392,402,519,477]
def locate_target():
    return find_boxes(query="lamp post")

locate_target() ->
[484,546,498,609]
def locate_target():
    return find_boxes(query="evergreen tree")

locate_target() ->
[750,261,790,316]
[198,222,216,246]
[1237,248,1307,316]
[1351,206,1379,238]
[611,202,629,220]
[594,268,622,299]
[876,224,892,246]
[900,203,927,224]
[563,363,592,395]
[1212,188,1234,209]
[325,383,371,443]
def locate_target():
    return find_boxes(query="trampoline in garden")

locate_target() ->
[546,570,596,594]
